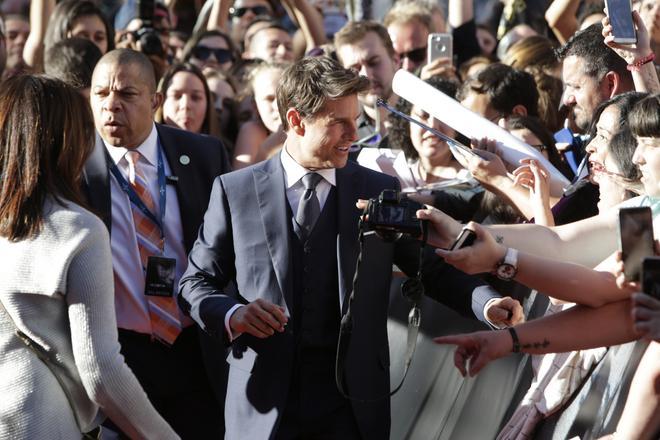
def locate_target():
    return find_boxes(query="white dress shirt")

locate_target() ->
[223,147,337,338]
[105,124,191,333]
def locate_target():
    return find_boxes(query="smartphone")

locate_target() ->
[642,257,660,299]
[604,0,637,44]
[619,207,654,281]
[450,227,476,251]
[427,33,453,64]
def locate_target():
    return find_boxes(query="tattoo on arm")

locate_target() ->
[495,235,504,244]
[522,339,550,350]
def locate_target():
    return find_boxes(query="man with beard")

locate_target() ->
[334,21,400,173]
[556,24,634,175]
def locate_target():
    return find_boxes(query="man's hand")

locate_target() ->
[435,222,506,274]
[416,206,463,249]
[420,57,458,81]
[229,298,288,338]
[486,296,525,327]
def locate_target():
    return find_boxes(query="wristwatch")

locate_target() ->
[494,248,518,281]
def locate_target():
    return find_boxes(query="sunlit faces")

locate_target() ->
[5,17,29,67]
[231,0,274,40]
[91,62,161,149]
[585,105,620,183]
[248,27,293,63]
[561,55,608,133]
[190,36,233,71]
[163,71,208,134]
[206,74,235,132]
[509,128,549,159]
[409,105,455,160]
[460,92,503,123]
[287,95,361,170]
[387,20,429,72]
[69,14,108,54]
[336,31,398,108]
[597,152,628,212]
[633,136,660,198]
[253,67,283,133]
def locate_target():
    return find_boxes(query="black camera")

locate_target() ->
[134,0,164,57]
[365,190,424,240]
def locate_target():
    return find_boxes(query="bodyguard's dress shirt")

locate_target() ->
[105,124,191,333]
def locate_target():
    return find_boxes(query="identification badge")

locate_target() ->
[145,256,176,297]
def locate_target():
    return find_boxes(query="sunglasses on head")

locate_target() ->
[400,46,427,64]
[192,46,234,63]
[230,5,271,17]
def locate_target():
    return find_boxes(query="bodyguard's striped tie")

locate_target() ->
[125,151,183,345]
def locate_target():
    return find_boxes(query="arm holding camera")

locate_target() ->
[435,222,635,307]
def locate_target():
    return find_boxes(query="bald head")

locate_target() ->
[94,48,157,93]
[90,48,163,149]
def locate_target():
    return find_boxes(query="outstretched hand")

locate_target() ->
[435,222,506,275]
[433,329,511,377]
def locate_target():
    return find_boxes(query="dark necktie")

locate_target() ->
[295,172,323,240]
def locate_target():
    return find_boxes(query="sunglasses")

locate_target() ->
[192,46,234,63]
[229,5,271,17]
[399,46,427,64]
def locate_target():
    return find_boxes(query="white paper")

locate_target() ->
[392,70,571,194]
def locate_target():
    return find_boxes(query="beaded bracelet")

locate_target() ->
[627,53,656,72]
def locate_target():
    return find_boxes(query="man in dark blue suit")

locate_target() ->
[179,56,491,439]
[83,49,230,438]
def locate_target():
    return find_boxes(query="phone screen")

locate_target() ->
[619,207,654,281]
[642,257,660,299]
[605,0,636,43]
[450,228,476,251]
[427,33,453,64]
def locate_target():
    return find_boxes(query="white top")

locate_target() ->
[104,124,191,333]
[0,198,177,439]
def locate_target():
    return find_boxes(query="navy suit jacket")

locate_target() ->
[179,155,486,439]
[82,123,231,402]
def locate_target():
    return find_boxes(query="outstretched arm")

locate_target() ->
[23,0,55,71]
[434,298,638,377]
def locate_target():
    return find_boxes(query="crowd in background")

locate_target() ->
[0,0,659,438]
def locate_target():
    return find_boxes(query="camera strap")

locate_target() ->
[335,216,428,402]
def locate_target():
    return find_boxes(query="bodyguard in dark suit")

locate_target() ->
[179,57,490,439]
[84,49,230,438]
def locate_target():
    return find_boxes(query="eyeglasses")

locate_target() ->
[192,46,234,63]
[229,5,271,18]
[399,46,427,64]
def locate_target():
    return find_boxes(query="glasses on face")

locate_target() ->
[192,46,234,63]
[230,5,271,17]
[399,46,427,64]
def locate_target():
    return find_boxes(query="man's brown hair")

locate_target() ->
[277,56,369,130]
[334,21,396,60]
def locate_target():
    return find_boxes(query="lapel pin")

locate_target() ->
[179,155,190,165]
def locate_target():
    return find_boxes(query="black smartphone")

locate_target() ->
[604,0,637,44]
[450,227,476,251]
[642,257,660,299]
[619,207,654,281]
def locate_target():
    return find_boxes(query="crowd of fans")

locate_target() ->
[0,0,659,438]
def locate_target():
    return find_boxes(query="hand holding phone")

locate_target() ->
[450,227,476,250]
[619,207,654,281]
[642,257,660,299]
[427,33,453,64]
[604,0,637,44]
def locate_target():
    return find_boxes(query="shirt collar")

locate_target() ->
[280,145,336,189]
[103,124,159,167]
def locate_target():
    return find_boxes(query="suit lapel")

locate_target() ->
[336,162,361,313]
[254,156,293,308]
[83,135,112,230]
[157,125,198,251]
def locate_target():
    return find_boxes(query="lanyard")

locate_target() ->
[109,145,167,239]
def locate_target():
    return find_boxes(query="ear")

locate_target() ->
[152,92,164,113]
[286,107,305,136]
[602,71,620,99]
[511,104,528,117]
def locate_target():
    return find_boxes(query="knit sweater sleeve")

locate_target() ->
[65,216,179,440]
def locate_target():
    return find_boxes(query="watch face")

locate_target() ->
[496,263,516,280]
